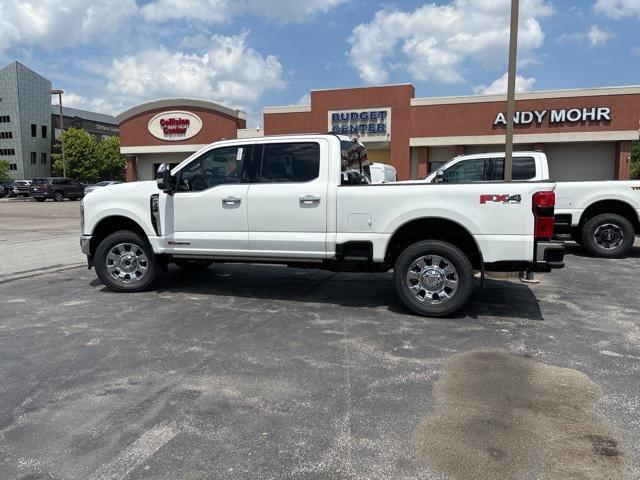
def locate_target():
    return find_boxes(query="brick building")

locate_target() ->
[263,84,640,180]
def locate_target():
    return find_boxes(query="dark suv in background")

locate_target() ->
[29,177,84,202]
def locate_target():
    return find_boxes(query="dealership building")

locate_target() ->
[0,61,119,180]
[118,83,639,182]
[117,98,246,182]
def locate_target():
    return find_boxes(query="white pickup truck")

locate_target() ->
[80,134,564,317]
[425,151,640,258]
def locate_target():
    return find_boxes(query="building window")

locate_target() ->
[41,125,47,138]
[31,124,37,137]
[0,115,10,123]
[0,148,15,155]
[0,131,12,139]
[9,163,17,170]
[31,152,36,164]
[41,153,47,165]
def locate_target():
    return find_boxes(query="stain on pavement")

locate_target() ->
[414,350,632,480]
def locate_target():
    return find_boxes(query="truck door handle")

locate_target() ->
[299,195,321,205]
[222,196,241,205]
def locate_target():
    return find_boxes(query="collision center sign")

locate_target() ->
[148,111,203,141]
[329,108,391,139]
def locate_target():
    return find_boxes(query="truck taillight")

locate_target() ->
[532,191,555,240]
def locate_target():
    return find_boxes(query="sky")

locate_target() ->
[1,0,639,126]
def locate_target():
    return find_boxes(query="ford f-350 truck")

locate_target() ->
[80,135,564,317]
[424,151,640,258]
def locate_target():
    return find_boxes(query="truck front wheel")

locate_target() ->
[581,213,635,258]
[95,230,157,292]
[393,240,473,317]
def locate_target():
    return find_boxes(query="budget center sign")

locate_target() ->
[329,108,391,139]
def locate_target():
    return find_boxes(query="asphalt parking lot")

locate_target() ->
[1,200,639,479]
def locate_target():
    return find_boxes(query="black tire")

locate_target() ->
[393,240,474,317]
[581,213,635,258]
[35,197,45,202]
[174,258,213,271]
[94,230,157,292]
[53,191,64,202]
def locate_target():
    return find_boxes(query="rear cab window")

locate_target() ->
[340,140,370,184]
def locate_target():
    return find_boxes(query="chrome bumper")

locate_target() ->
[80,234,92,255]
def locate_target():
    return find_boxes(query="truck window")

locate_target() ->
[487,157,536,181]
[256,142,320,183]
[442,158,486,182]
[177,145,248,192]
[340,140,371,184]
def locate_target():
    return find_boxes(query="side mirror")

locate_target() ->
[156,164,175,194]
[434,170,444,183]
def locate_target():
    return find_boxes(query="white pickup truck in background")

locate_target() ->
[425,151,640,258]
[80,135,564,317]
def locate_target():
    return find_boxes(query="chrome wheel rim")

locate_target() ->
[593,223,623,250]
[406,255,459,304]
[106,243,149,284]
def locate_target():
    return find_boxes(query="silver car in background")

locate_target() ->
[84,181,122,195]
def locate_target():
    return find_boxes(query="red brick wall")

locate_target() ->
[120,106,245,147]
[410,94,640,138]
[310,85,415,180]
[264,111,312,134]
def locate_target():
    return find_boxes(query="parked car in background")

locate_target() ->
[5,180,31,197]
[0,183,6,198]
[29,177,84,202]
[369,163,397,183]
[424,151,640,258]
[84,181,123,196]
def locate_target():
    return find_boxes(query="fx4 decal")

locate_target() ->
[480,194,522,204]
[631,186,640,191]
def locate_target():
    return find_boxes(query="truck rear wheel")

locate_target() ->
[581,213,635,258]
[95,230,157,292]
[393,240,473,317]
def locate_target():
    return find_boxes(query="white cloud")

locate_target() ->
[0,0,137,53]
[558,25,612,47]
[594,0,640,19]
[141,0,346,23]
[348,0,553,85]
[473,72,536,95]
[586,25,611,46]
[104,32,284,116]
[54,93,123,116]
[297,93,311,105]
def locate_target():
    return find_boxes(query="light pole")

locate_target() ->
[504,0,519,182]
[51,89,67,177]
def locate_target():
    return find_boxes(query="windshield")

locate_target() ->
[32,179,46,185]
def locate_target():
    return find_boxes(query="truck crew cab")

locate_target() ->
[80,135,564,317]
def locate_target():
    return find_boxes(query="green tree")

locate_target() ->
[52,128,100,183]
[631,140,640,180]
[0,160,10,181]
[96,135,125,181]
